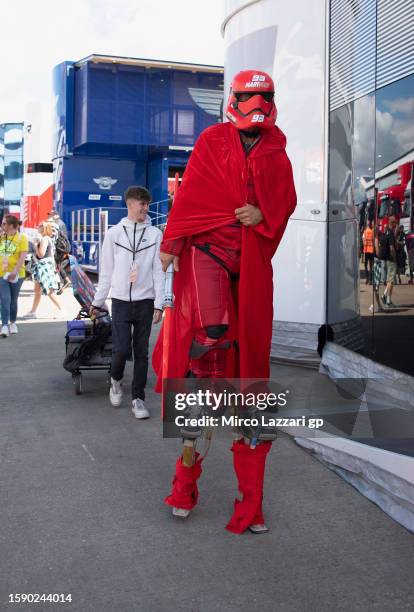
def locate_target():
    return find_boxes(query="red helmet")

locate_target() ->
[225,70,277,131]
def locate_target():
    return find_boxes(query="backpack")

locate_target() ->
[55,231,71,256]
[63,324,111,372]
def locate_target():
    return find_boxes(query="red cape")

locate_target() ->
[153,122,296,390]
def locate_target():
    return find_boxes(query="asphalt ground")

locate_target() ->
[1,281,414,612]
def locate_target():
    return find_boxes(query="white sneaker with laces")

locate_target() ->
[9,323,18,334]
[132,398,150,419]
[109,378,123,407]
[1,325,9,337]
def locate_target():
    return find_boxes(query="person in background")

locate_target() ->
[0,215,28,337]
[23,221,61,318]
[369,227,384,313]
[379,222,388,285]
[381,216,397,307]
[47,209,71,293]
[47,209,68,238]
[362,220,374,284]
[406,231,414,284]
[395,224,406,284]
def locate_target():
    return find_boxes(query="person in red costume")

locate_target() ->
[153,69,296,534]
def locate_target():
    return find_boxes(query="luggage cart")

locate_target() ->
[64,307,112,395]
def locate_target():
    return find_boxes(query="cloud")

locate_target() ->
[353,94,375,175]
[352,92,414,173]
[383,97,414,115]
[376,107,414,168]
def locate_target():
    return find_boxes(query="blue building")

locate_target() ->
[0,123,24,219]
[53,55,224,235]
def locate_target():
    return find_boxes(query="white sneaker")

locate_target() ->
[172,507,191,519]
[9,323,18,334]
[22,311,37,319]
[132,398,150,419]
[1,325,9,337]
[109,378,123,407]
[248,523,269,534]
[369,304,382,313]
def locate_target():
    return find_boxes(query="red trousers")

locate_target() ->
[186,225,241,378]
[164,226,273,533]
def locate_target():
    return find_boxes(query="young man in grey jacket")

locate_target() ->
[91,186,164,419]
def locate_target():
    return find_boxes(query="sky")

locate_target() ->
[0,0,225,157]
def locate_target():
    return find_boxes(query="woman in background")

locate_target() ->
[0,215,28,337]
[24,221,61,318]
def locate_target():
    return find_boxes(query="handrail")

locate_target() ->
[69,199,170,272]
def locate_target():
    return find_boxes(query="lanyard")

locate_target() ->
[1,234,18,254]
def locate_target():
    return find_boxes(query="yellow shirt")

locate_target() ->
[0,232,29,278]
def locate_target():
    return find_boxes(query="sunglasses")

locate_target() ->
[234,92,274,103]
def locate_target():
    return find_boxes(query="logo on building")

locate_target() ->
[93,176,118,190]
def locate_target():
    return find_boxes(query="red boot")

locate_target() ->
[226,440,272,534]
[164,453,203,511]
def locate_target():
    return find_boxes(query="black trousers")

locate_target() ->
[55,253,70,284]
[364,252,374,281]
[111,298,154,400]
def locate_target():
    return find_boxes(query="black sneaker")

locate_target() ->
[381,294,387,305]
